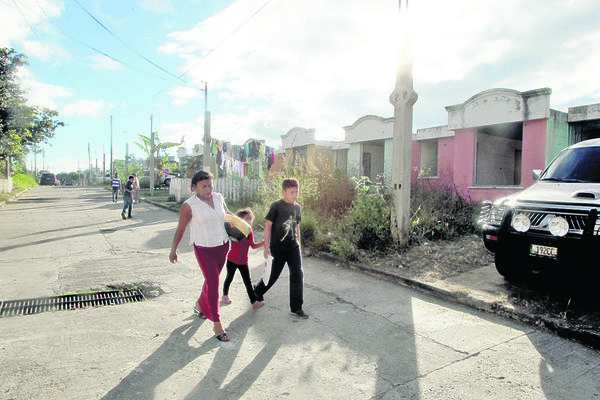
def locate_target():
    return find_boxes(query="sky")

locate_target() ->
[2,0,600,174]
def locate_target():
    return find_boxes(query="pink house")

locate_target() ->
[412,88,569,202]
[283,87,600,204]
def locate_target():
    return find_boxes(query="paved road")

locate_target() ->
[1,186,599,400]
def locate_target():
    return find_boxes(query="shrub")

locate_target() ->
[327,177,391,258]
[299,212,317,247]
[139,177,150,189]
[409,180,479,242]
[329,236,359,261]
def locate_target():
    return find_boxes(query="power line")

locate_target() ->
[177,0,275,81]
[71,0,186,83]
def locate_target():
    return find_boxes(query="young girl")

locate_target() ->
[221,208,265,309]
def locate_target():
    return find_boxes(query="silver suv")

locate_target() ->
[479,138,600,281]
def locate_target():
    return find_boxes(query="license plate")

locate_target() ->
[530,244,558,258]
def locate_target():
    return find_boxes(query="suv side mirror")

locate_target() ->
[532,169,542,181]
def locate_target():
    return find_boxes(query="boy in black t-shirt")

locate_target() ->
[121,175,134,219]
[254,178,308,318]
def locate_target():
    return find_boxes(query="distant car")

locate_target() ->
[39,173,56,186]
[163,175,175,187]
[478,138,600,281]
[64,178,73,186]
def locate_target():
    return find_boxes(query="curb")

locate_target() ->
[345,262,600,350]
[0,187,31,208]
[141,198,180,213]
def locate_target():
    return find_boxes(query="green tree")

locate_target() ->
[0,48,28,175]
[0,48,64,177]
[134,132,179,183]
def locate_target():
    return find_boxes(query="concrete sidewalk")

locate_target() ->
[2,186,600,400]
[350,258,600,349]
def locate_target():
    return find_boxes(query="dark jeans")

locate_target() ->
[222,260,257,304]
[122,195,132,217]
[112,187,118,202]
[254,246,303,312]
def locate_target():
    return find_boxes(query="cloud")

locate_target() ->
[89,54,123,71]
[17,67,73,109]
[60,99,115,118]
[21,40,68,61]
[0,0,63,47]
[168,85,204,106]
[157,0,600,138]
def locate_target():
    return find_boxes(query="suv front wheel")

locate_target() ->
[494,249,531,282]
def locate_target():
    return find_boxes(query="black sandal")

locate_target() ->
[215,332,230,342]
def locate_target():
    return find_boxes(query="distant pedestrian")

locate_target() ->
[121,175,134,219]
[132,173,141,204]
[169,170,232,342]
[111,173,121,203]
[254,178,308,319]
[221,208,265,308]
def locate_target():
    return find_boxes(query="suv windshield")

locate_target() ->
[540,146,600,183]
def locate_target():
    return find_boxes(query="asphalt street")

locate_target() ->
[1,186,599,400]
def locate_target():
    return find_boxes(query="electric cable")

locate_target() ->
[72,0,186,83]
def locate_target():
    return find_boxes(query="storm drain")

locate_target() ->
[0,289,145,317]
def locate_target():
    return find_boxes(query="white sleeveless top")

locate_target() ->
[185,192,229,247]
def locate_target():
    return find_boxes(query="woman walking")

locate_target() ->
[169,170,231,342]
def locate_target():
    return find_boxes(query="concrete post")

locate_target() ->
[389,0,418,244]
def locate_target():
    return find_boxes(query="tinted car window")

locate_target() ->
[541,147,600,183]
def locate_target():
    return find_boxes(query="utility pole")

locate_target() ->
[202,81,211,172]
[389,0,418,244]
[110,115,113,178]
[88,142,91,184]
[149,115,155,196]
[103,145,106,183]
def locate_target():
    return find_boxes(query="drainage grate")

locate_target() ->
[0,289,145,317]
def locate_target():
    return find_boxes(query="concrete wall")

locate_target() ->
[453,129,477,198]
[0,178,12,194]
[545,114,569,165]
[521,119,547,188]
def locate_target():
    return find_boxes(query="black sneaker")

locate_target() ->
[121,212,126,220]
[292,310,309,319]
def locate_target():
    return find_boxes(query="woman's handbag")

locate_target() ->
[224,214,252,242]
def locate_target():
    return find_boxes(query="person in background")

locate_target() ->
[121,175,134,220]
[111,173,121,203]
[254,178,308,319]
[169,170,231,342]
[221,208,264,309]
[132,173,141,204]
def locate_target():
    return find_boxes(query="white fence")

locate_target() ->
[169,177,261,203]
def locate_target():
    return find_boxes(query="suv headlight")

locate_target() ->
[511,213,531,232]
[479,200,510,226]
[549,216,569,237]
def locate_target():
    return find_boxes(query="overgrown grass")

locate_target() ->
[248,156,480,262]
[0,173,37,202]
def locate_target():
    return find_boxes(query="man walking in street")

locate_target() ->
[111,173,121,203]
[121,175,134,219]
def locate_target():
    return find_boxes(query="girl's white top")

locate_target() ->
[185,192,229,247]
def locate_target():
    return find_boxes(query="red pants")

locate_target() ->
[193,242,229,322]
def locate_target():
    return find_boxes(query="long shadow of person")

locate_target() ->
[184,312,286,400]
[101,317,218,400]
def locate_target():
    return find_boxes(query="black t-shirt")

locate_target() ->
[265,199,301,250]
[124,180,133,198]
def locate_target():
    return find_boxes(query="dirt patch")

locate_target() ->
[363,234,493,282]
